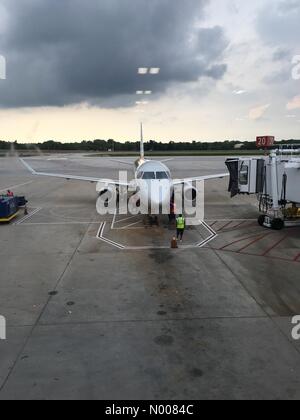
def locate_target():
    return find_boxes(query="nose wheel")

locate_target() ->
[258,215,284,230]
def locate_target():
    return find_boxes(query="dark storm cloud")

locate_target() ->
[0,0,228,108]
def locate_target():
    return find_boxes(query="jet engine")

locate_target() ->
[183,182,197,204]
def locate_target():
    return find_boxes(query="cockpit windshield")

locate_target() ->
[142,172,156,180]
[156,172,169,179]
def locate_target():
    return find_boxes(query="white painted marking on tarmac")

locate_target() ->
[111,212,145,231]
[114,214,138,224]
[118,221,143,230]
[111,211,117,230]
[96,222,125,250]
[16,221,101,226]
[96,218,219,251]
[125,245,172,250]
[206,219,257,222]
[15,207,42,225]
[0,181,33,193]
[47,158,68,161]
[96,222,104,239]
[196,221,218,248]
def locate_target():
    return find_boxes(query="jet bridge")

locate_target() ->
[226,146,300,230]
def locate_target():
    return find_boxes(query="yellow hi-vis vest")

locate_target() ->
[176,217,185,229]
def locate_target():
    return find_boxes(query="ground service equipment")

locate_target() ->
[0,196,27,223]
[226,146,300,230]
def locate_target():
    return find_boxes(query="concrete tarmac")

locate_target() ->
[0,155,300,400]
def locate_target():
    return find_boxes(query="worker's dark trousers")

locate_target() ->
[177,229,184,240]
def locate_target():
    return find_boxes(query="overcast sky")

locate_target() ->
[0,0,299,142]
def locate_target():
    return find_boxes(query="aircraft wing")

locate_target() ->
[20,158,130,187]
[109,159,133,167]
[159,158,174,163]
[173,173,229,185]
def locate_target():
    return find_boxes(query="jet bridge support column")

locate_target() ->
[259,152,285,229]
[270,152,280,214]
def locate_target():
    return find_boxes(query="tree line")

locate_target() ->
[0,139,299,152]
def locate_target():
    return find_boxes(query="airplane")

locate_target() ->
[20,125,229,212]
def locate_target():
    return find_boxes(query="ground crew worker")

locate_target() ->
[176,214,186,242]
[7,190,14,197]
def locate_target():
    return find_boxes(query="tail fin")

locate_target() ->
[140,123,145,161]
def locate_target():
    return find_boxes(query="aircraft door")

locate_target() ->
[238,159,258,194]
